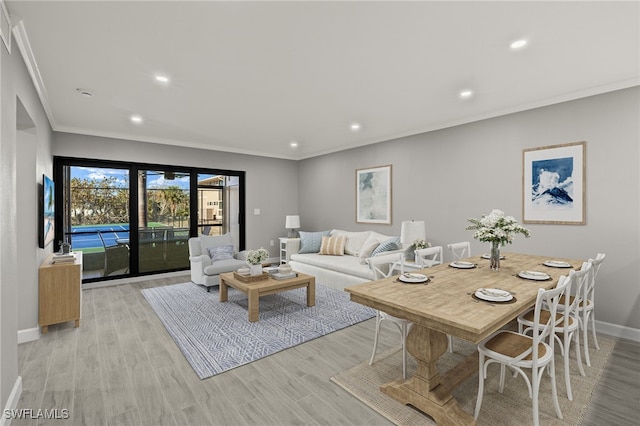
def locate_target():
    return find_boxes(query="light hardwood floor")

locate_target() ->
[14,275,640,425]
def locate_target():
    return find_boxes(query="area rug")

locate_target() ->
[332,335,614,425]
[141,282,375,379]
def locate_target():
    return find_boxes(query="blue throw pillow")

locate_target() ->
[207,245,235,262]
[298,230,330,254]
[371,237,401,256]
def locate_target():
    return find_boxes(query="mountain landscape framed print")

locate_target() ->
[356,164,392,224]
[523,141,585,225]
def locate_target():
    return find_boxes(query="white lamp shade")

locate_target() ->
[285,215,300,229]
[400,220,425,245]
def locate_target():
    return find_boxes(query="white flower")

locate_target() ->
[466,209,530,245]
[413,239,431,250]
[246,247,269,265]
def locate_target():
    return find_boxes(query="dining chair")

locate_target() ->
[413,246,453,353]
[517,264,590,401]
[447,241,471,262]
[580,253,605,366]
[367,252,412,379]
[474,277,569,426]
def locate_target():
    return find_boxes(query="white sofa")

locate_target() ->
[289,229,405,291]
[188,233,247,291]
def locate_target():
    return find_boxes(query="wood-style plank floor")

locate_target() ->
[14,275,640,425]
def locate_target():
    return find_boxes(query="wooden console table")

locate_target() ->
[38,252,83,334]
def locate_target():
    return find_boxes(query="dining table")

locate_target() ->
[345,252,583,425]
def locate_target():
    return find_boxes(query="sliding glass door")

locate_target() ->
[55,157,245,283]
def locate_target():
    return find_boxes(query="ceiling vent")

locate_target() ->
[0,0,11,53]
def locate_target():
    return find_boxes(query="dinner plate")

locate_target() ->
[543,260,572,268]
[481,254,505,260]
[475,288,513,302]
[518,270,551,281]
[450,261,476,269]
[398,273,430,284]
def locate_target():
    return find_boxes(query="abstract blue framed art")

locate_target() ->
[522,141,585,225]
[356,165,392,224]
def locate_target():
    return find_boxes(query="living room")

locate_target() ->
[0,1,638,425]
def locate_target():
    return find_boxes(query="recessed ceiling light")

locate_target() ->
[155,75,170,83]
[290,141,298,148]
[350,122,361,132]
[510,39,528,50]
[130,115,143,124]
[459,90,473,99]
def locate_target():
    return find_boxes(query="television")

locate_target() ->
[39,174,55,248]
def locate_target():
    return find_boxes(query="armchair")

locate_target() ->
[188,233,247,291]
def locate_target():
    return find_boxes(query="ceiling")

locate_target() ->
[5,1,639,160]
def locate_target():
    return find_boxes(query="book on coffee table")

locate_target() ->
[272,272,297,280]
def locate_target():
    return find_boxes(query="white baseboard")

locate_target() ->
[1,376,22,426]
[17,327,40,344]
[596,320,640,342]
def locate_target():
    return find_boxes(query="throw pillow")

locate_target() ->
[207,245,235,262]
[298,230,330,254]
[371,237,401,256]
[330,230,371,256]
[319,236,346,256]
[358,239,381,264]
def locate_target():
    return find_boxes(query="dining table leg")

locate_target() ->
[380,324,477,425]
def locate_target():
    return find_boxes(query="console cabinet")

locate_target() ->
[38,252,83,334]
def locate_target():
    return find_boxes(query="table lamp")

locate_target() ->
[285,215,300,238]
[401,220,425,259]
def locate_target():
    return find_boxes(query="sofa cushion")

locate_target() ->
[371,237,401,256]
[207,245,234,262]
[358,238,381,264]
[330,230,370,256]
[203,258,247,276]
[290,253,373,280]
[320,236,345,256]
[200,233,234,252]
[299,230,330,253]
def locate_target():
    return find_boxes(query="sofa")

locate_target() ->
[288,229,406,291]
[188,233,247,291]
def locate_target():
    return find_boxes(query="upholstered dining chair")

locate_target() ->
[413,246,454,353]
[581,253,605,367]
[447,241,471,262]
[474,276,569,426]
[367,252,412,379]
[518,264,591,401]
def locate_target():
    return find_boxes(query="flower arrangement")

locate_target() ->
[413,239,431,250]
[246,247,269,265]
[466,209,531,245]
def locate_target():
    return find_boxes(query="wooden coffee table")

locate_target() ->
[219,272,315,322]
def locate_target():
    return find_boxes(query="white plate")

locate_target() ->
[518,270,551,281]
[398,273,430,284]
[450,261,476,269]
[475,288,513,302]
[481,253,505,260]
[543,260,572,268]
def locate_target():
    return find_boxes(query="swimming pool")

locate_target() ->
[69,224,130,249]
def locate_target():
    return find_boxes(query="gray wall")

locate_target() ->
[52,133,300,257]
[298,87,640,331]
[1,41,54,411]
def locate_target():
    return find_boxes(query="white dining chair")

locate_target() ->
[367,252,412,379]
[581,253,605,366]
[475,276,569,426]
[518,264,590,401]
[413,246,454,353]
[447,241,471,262]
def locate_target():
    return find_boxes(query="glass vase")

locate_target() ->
[490,242,501,271]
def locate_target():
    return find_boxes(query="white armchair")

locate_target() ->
[188,233,247,291]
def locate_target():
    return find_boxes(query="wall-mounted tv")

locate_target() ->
[39,174,55,248]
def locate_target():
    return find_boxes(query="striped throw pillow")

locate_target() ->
[319,236,346,256]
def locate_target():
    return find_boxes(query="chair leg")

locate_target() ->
[447,335,453,353]
[590,312,600,350]
[499,364,506,393]
[369,313,382,366]
[474,354,486,420]
[574,330,585,377]
[563,332,573,401]
[549,359,563,420]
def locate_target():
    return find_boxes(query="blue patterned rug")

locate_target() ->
[141,282,375,379]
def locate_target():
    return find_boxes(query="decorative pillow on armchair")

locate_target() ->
[298,230,330,253]
[207,245,235,262]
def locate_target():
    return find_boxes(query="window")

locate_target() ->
[54,157,245,283]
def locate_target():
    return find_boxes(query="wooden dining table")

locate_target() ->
[345,252,583,425]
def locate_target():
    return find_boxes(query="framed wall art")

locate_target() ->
[356,165,392,224]
[522,141,585,225]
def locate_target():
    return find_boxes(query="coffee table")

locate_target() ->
[219,271,315,322]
